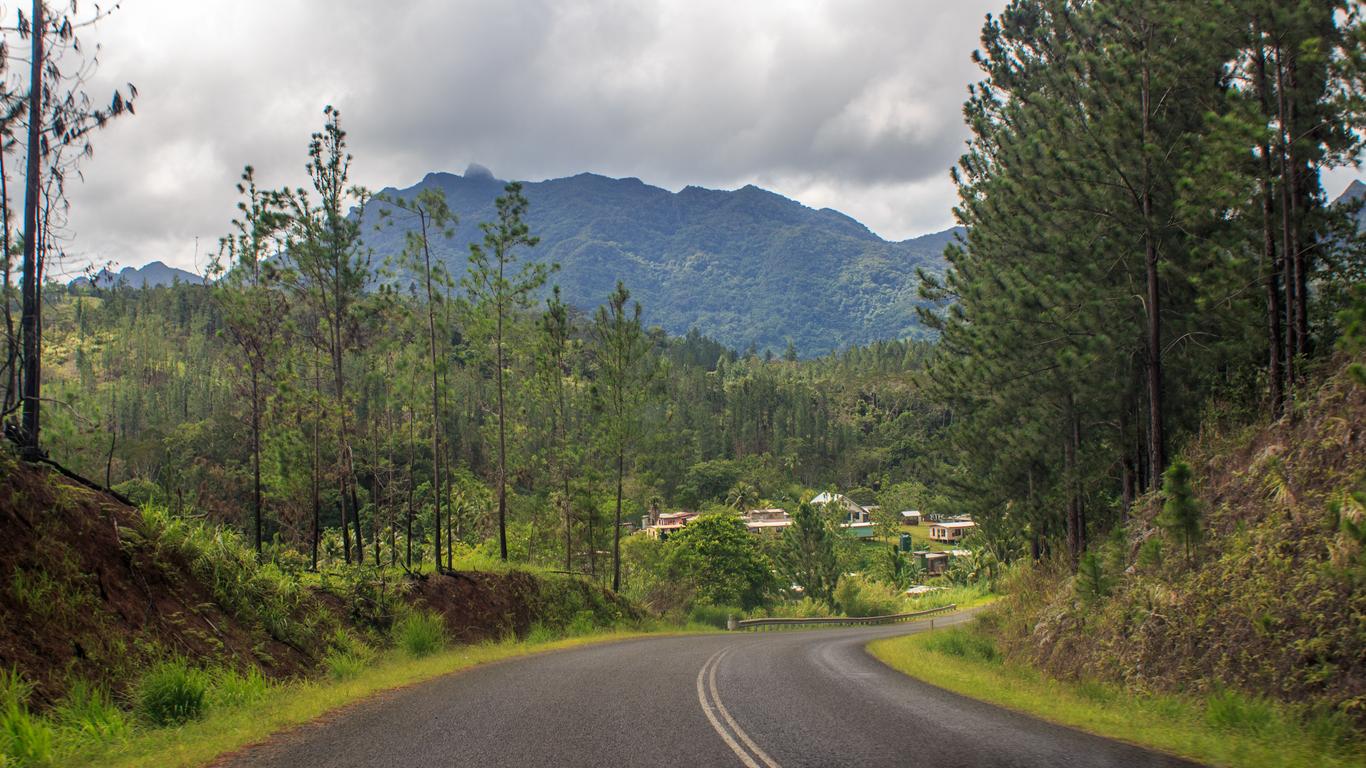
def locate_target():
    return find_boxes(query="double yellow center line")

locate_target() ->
[695,647,783,768]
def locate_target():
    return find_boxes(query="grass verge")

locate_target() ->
[867,624,1364,768]
[70,630,661,768]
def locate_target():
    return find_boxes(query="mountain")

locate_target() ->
[365,166,956,356]
[70,260,202,289]
[1334,178,1366,227]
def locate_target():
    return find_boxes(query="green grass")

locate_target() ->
[66,630,659,768]
[896,524,954,552]
[868,625,1365,768]
[393,611,447,658]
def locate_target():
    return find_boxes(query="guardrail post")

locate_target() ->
[726,615,737,631]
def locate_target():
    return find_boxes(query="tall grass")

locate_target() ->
[52,680,130,748]
[206,667,271,710]
[0,669,54,767]
[393,611,446,658]
[135,660,208,726]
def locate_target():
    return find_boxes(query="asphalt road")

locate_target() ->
[220,612,1201,768]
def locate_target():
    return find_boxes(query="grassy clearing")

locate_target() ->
[66,629,665,768]
[868,625,1365,768]
[895,524,954,552]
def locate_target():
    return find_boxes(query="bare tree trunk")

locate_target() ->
[310,388,320,571]
[496,303,509,561]
[612,449,623,592]
[1063,392,1080,566]
[18,0,44,452]
[252,369,263,554]
[1254,31,1285,417]
[1141,54,1165,484]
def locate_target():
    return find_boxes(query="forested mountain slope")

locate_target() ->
[363,166,955,356]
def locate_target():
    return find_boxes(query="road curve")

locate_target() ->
[218,612,1201,767]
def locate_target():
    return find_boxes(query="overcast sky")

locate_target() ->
[44,0,1366,278]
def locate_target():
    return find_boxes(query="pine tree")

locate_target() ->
[463,182,548,562]
[1159,460,1202,565]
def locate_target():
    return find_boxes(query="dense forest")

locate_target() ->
[917,0,1366,566]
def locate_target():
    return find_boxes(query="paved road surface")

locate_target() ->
[220,612,1201,767]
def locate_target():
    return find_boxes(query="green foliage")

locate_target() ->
[0,670,53,768]
[686,603,738,629]
[1159,461,1202,564]
[206,667,271,710]
[1205,690,1276,734]
[1075,551,1113,604]
[323,630,375,681]
[393,611,446,658]
[774,502,841,606]
[135,660,208,726]
[665,512,775,610]
[52,681,129,748]
[923,627,999,665]
[833,574,902,617]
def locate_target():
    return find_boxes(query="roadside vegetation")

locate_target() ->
[870,620,1364,768]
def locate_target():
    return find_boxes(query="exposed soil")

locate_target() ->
[0,451,644,709]
[0,455,312,707]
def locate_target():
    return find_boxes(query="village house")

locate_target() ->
[811,491,879,539]
[900,509,922,525]
[742,507,792,535]
[641,510,699,541]
[928,519,976,543]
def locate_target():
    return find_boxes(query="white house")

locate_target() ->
[928,520,976,543]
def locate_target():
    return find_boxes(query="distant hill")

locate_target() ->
[70,261,202,290]
[365,166,956,356]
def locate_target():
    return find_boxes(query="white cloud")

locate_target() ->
[51,0,999,272]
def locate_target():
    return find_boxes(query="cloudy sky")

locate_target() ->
[45,0,1366,278]
[44,0,1008,278]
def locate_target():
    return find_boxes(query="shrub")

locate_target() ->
[834,574,902,617]
[525,623,561,644]
[1075,551,1113,603]
[925,628,1000,664]
[0,705,54,767]
[565,610,598,637]
[53,680,129,747]
[0,669,53,767]
[206,666,271,709]
[394,611,446,658]
[1205,690,1275,733]
[687,603,738,629]
[136,660,208,726]
[323,630,374,681]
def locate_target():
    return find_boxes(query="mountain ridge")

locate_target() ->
[365,166,959,356]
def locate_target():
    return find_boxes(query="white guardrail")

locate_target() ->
[727,603,957,631]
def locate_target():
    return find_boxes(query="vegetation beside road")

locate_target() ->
[869,621,1366,768]
[59,629,665,768]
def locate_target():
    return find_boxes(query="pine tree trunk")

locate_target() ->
[1141,58,1166,484]
[612,449,623,592]
[18,0,44,452]
[1255,32,1285,417]
[252,369,263,554]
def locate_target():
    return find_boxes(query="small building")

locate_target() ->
[899,510,922,526]
[928,520,976,543]
[840,521,878,539]
[643,511,699,541]
[811,491,872,524]
[743,507,792,536]
[913,551,950,575]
